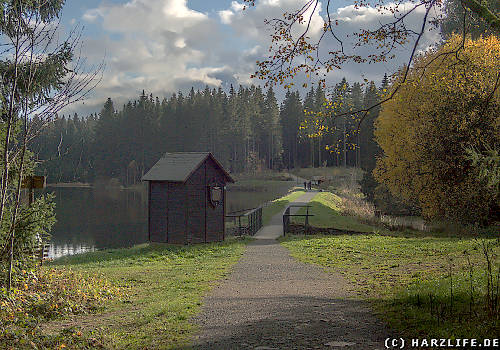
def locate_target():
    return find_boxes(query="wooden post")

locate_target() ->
[29,186,34,206]
[305,206,309,234]
[21,176,46,265]
[223,186,226,241]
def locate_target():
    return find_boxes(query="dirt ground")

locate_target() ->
[192,193,392,349]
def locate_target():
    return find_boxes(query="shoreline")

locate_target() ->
[46,182,92,188]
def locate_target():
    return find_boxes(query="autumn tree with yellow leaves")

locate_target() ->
[374,35,500,224]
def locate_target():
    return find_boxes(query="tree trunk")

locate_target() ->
[0,18,22,230]
[356,133,361,168]
[318,135,322,167]
[343,116,347,167]
[294,136,298,169]
[271,133,274,170]
[310,138,314,167]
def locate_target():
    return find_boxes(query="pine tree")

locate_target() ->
[333,78,351,167]
[359,81,382,202]
[264,86,282,169]
[94,98,118,178]
[350,82,364,167]
[380,73,389,91]
[280,91,303,169]
[303,87,316,167]
[314,84,327,167]
[360,81,381,170]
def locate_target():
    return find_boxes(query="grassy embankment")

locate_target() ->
[226,188,305,231]
[225,170,304,229]
[281,190,499,338]
[262,189,306,225]
[291,191,379,233]
[1,238,250,349]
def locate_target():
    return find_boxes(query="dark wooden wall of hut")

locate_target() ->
[167,182,186,244]
[185,161,206,244]
[149,182,188,244]
[148,157,228,244]
[149,182,168,243]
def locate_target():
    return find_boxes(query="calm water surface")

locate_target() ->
[45,180,296,258]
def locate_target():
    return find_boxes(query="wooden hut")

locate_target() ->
[142,152,234,244]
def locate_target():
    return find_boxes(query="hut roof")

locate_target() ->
[142,152,234,183]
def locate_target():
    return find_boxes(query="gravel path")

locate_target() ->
[192,192,391,349]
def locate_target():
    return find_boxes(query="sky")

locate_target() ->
[58,0,441,116]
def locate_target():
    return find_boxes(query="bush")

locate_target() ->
[0,194,56,283]
[374,35,500,224]
[360,167,419,216]
[0,268,118,323]
[0,268,119,348]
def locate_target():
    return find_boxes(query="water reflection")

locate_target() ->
[44,185,148,259]
[44,181,294,258]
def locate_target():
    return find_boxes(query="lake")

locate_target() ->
[44,180,297,258]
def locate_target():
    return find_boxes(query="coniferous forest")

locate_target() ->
[32,79,385,185]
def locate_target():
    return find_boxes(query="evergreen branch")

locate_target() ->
[462,0,500,32]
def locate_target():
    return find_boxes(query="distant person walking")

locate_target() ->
[303,181,307,190]
[308,181,312,190]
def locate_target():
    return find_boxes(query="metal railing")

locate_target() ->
[283,205,313,236]
[226,206,263,236]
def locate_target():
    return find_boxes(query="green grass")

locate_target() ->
[293,192,379,232]
[280,234,493,295]
[281,189,499,338]
[293,192,482,238]
[281,234,499,338]
[44,237,251,349]
[262,188,305,225]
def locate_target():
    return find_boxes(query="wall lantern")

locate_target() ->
[209,184,222,207]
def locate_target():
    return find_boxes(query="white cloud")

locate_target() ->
[218,1,246,24]
[174,38,186,48]
[66,0,442,116]
[82,8,102,23]
[219,0,324,40]
[83,0,208,34]
[324,2,441,57]
[219,10,234,25]
[220,0,440,87]
[67,0,245,115]
[162,0,206,20]
[231,1,245,11]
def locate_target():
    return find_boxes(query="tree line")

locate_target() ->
[32,79,387,185]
